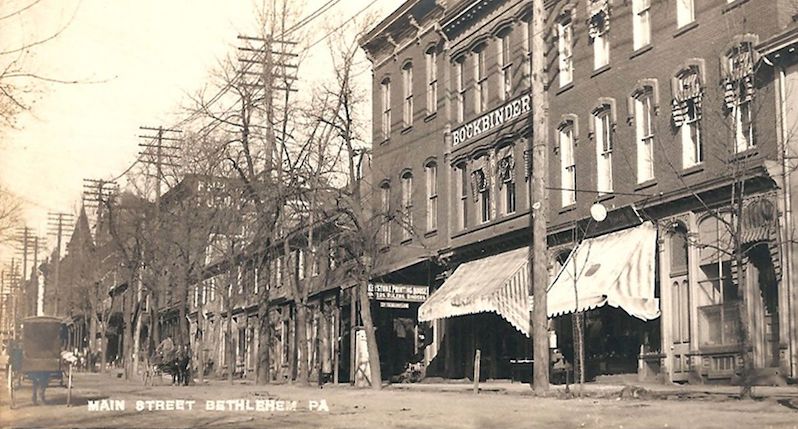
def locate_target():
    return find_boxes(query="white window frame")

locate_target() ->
[497,29,513,101]
[401,172,413,241]
[593,31,609,70]
[559,124,576,206]
[425,47,437,115]
[381,80,391,139]
[381,184,391,245]
[676,0,695,29]
[425,162,438,232]
[402,63,413,127]
[594,109,613,194]
[474,46,487,114]
[558,16,574,86]
[458,163,468,229]
[632,0,651,50]
[635,90,655,183]
[455,57,466,122]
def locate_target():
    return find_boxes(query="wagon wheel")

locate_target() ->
[7,366,14,410]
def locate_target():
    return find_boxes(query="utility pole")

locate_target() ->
[528,0,550,392]
[237,33,298,385]
[48,212,74,316]
[83,178,119,233]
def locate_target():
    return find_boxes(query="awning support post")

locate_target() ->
[473,348,481,394]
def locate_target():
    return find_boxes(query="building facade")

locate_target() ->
[362,0,798,384]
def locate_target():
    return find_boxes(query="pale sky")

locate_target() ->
[0,0,396,268]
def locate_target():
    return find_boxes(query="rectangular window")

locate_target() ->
[426,163,438,231]
[401,174,413,241]
[635,92,655,183]
[311,247,319,277]
[275,257,282,287]
[458,164,468,229]
[595,111,613,193]
[402,64,413,127]
[733,100,753,152]
[426,49,437,114]
[558,17,574,86]
[677,0,695,29]
[697,262,740,347]
[593,32,609,70]
[455,58,465,122]
[681,98,702,167]
[480,183,491,223]
[497,30,512,101]
[381,186,391,245]
[381,81,391,139]
[524,19,532,86]
[559,126,576,206]
[633,0,651,50]
[474,47,487,113]
[503,178,516,215]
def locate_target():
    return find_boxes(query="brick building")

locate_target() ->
[362,0,798,384]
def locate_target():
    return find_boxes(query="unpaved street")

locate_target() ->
[2,373,798,428]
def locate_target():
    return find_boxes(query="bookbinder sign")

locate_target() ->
[367,283,429,309]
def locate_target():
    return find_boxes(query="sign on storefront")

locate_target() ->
[367,283,429,303]
[451,93,531,146]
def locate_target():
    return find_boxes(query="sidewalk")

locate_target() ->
[386,378,798,400]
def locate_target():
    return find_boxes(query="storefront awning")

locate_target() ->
[547,221,660,321]
[418,247,531,335]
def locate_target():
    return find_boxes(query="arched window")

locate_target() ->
[633,85,655,183]
[472,154,491,223]
[672,61,705,168]
[722,38,757,153]
[456,161,468,229]
[401,62,414,127]
[558,119,576,206]
[556,10,574,86]
[588,0,610,69]
[380,77,391,140]
[425,161,438,231]
[380,181,391,245]
[669,222,690,346]
[496,26,513,100]
[454,56,466,122]
[401,171,413,240]
[592,103,614,194]
[632,0,651,50]
[473,43,487,113]
[425,45,438,115]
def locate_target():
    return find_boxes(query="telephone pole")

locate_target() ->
[48,212,74,316]
[138,126,181,212]
[529,0,550,392]
[237,33,297,385]
[83,178,119,231]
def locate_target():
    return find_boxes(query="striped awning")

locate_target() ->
[418,247,532,336]
[547,222,660,321]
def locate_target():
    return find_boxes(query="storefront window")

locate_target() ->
[696,215,740,347]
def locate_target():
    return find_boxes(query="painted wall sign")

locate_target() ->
[367,283,429,302]
[452,93,531,146]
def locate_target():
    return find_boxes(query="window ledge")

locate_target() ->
[424,229,438,238]
[401,125,414,135]
[597,193,615,203]
[673,22,699,38]
[728,148,758,163]
[556,81,575,95]
[722,0,750,13]
[591,64,611,78]
[558,204,576,215]
[635,179,657,192]
[679,164,704,177]
[424,111,438,122]
[630,44,653,60]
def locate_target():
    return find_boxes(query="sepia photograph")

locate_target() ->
[2,0,798,427]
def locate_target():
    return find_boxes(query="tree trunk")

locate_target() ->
[357,275,381,390]
[295,303,309,384]
[256,289,271,385]
[122,292,133,380]
[226,296,234,385]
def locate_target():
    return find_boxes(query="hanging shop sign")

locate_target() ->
[452,93,531,147]
[367,283,429,303]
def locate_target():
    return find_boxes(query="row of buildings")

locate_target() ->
[18,0,798,387]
